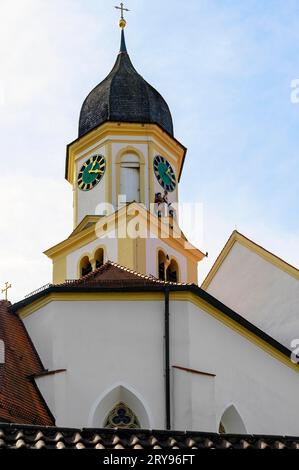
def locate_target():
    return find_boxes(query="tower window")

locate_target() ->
[120,154,140,203]
[158,250,166,281]
[104,402,140,429]
[166,259,179,283]
[94,248,104,269]
[158,252,179,282]
[80,256,92,277]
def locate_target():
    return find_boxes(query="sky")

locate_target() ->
[0,0,298,302]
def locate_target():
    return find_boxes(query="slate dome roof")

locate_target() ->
[79,30,174,138]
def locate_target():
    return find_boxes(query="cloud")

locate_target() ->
[0,0,298,301]
[0,173,72,302]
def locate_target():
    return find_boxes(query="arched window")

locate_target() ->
[104,402,140,429]
[94,248,104,269]
[166,259,179,283]
[89,384,150,428]
[80,256,92,277]
[158,250,167,281]
[120,154,140,203]
[219,405,247,434]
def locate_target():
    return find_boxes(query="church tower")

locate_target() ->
[8,7,299,437]
[45,15,205,285]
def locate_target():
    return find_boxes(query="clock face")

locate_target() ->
[153,156,176,192]
[78,154,106,191]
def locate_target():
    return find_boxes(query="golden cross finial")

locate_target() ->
[1,282,11,301]
[115,2,130,28]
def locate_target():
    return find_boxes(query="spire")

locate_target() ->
[115,3,129,53]
[120,28,127,54]
[78,2,174,138]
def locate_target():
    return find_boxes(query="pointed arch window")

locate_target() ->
[120,154,140,203]
[80,256,92,277]
[104,402,140,429]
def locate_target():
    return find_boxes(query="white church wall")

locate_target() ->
[205,242,299,349]
[172,368,216,432]
[173,300,299,435]
[23,299,166,429]
[23,304,56,371]
[36,373,67,422]
[23,295,299,434]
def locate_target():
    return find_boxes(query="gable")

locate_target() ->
[202,233,299,349]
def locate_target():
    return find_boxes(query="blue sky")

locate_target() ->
[0,0,298,301]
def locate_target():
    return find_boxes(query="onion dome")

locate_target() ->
[79,29,174,137]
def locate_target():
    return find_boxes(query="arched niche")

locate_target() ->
[116,147,145,205]
[89,385,151,429]
[79,256,92,278]
[219,405,247,434]
[166,258,179,283]
[120,154,141,203]
[158,250,167,280]
[94,247,105,269]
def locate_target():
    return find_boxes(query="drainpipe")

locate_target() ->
[164,288,171,430]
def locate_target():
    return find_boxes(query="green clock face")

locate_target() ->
[78,155,106,191]
[153,155,176,192]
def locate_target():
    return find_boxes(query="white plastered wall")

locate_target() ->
[23,296,299,434]
[170,299,299,434]
[205,242,299,349]
[24,299,165,429]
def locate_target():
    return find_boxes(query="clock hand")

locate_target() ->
[88,160,97,174]
[89,161,104,174]
[90,169,105,175]
[164,169,176,183]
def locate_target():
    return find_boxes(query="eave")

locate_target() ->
[65,121,187,184]
[44,203,206,263]
[202,230,299,290]
[10,284,298,374]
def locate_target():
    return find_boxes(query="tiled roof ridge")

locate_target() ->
[56,260,193,288]
[0,423,298,450]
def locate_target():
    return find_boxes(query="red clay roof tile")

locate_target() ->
[58,261,191,289]
[0,301,54,426]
